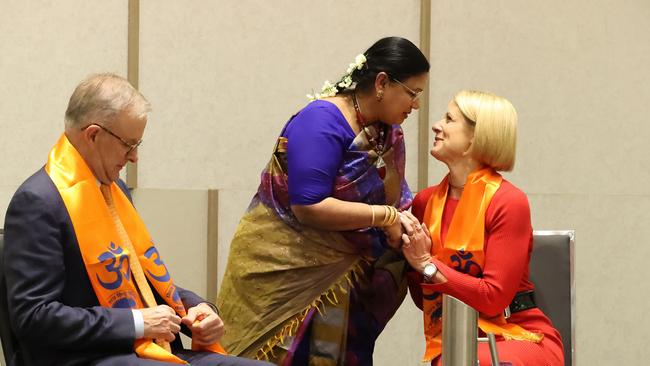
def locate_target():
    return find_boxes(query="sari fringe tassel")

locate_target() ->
[254,259,364,360]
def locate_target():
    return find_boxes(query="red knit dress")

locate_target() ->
[408,180,564,366]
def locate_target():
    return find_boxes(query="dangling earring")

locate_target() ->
[376,90,384,102]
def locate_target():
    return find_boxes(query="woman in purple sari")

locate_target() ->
[217,37,429,365]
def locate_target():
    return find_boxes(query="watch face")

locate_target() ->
[424,263,436,277]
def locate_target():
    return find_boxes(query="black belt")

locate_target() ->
[507,290,537,316]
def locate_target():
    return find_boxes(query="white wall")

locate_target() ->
[2,1,650,365]
[0,1,128,225]
[426,1,650,365]
[137,0,422,192]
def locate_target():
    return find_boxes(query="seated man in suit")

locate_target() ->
[3,73,272,366]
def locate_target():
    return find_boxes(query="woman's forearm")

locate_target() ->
[291,197,395,231]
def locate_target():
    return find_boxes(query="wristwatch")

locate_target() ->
[422,262,438,283]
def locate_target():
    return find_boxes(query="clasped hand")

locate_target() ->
[141,302,224,346]
[399,211,433,274]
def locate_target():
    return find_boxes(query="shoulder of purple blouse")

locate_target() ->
[284,100,354,138]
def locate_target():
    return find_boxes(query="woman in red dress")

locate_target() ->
[400,90,564,365]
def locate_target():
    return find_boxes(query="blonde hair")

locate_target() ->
[454,90,517,171]
[64,73,150,129]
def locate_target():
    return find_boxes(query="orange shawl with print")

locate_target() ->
[421,168,542,362]
[45,134,225,364]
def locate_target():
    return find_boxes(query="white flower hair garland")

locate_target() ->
[307,54,367,101]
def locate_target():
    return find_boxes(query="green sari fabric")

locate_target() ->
[217,116,412,364]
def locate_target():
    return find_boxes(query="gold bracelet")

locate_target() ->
[382,205,391,226]
[378,205,398,227]
[370,205,376,227]
[388,206,398,226]
[384,205,393,227]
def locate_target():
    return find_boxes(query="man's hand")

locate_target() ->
[140,305,182,342]
[182,302,224,346]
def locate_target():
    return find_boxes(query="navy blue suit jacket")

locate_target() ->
[3,168,205,366]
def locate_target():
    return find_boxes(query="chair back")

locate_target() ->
[530,230,575,366]
[1,228,30,366]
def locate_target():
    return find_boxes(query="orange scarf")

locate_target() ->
[421,167,542,362]
[45,134,226,364]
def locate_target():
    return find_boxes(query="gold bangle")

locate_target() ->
[392,206,399,226]
[370,205,376,227]
[379,205,398,227]
[384,205,393,226]
[382,205,391,226]
[388,206,398,226]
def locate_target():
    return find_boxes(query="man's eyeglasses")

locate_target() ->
[81,123,142,154]
[390,77,423,102]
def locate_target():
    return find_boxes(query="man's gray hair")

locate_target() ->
[64,73,151,129]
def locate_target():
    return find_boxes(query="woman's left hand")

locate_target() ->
[400,211,433,273]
